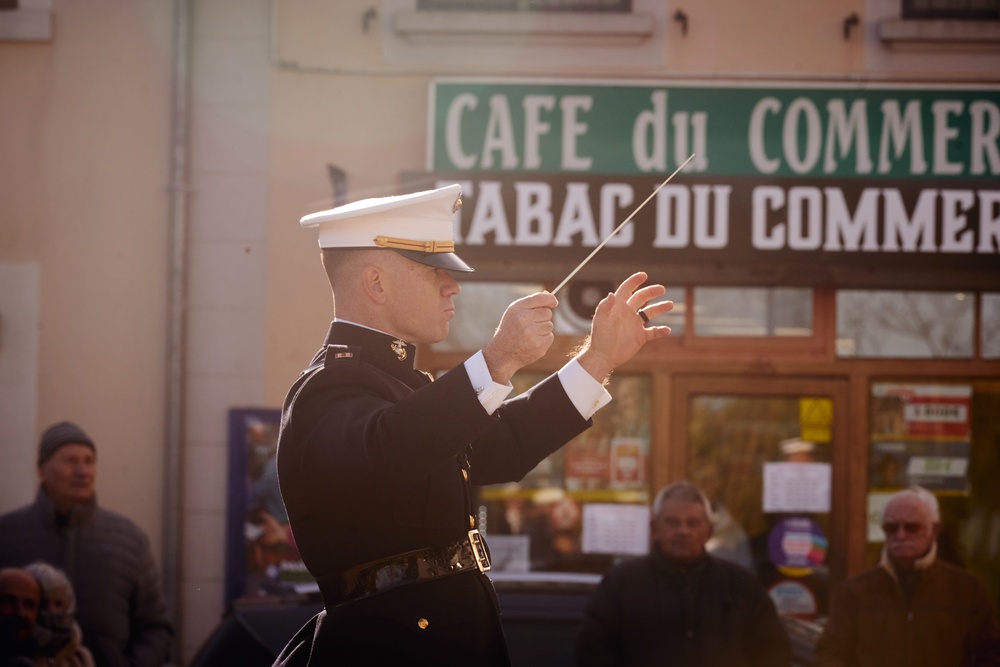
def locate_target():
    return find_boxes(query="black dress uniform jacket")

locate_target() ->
[273,321,593,666]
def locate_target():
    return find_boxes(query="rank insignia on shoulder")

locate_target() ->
[324,345,359,368]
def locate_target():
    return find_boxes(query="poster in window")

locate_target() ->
[225,408,316,604]
[477,374,651,573]
[869,384,971,494]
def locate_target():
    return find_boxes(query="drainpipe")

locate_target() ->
[164,0,190,659]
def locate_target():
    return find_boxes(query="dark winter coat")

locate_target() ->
[0,491,172,667]
[815,555,1000,667]
[575,550,792,667]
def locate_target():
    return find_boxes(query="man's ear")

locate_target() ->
[360,264,388,305]
[930,521,942,539]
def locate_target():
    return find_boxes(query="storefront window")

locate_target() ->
[866,381,1000,612]
[693,287,812,337]
[983,293,1000,360]
[477,373,653,574]
[554,281,685,337]
[836,290,974,358]
[435,280,685,352]
[436,282,546,352]
[688,394,834,619]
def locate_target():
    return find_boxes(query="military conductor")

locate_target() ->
[272,183,672,666]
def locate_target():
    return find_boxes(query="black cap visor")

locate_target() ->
[393,249,475,272]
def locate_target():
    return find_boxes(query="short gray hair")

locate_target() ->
[884,485,940,523]
[652,481,714,521]
[24,561,76,615]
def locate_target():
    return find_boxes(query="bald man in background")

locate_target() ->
[816,486,1000,667]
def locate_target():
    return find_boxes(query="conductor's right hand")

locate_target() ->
[482,292,558,385]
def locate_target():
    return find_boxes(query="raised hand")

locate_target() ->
[575,272,672,383]
[482,291,559,384]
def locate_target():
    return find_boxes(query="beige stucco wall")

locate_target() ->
[664,0,867,74]
[265,73,434,402]
[0,0,172,561]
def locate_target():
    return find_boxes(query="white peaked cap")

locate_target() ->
[780,437,816,456]
[300,183,473,272]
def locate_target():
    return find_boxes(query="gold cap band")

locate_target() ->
[374,235,455,253]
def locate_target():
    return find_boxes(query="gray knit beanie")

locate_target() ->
[37,421,96,465]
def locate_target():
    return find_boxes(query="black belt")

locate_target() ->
[316,529,492,607]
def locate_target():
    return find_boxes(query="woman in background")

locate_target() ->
[23,563,93,667]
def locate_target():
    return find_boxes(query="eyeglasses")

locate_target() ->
[882,521,924,535]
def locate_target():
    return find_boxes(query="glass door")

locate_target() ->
[669,376,851,621]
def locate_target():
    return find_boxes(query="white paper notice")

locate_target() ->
[482,534,531,572]
[581,503,650,555]
[763,462,832,513]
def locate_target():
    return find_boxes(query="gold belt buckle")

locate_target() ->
[467,529,491,573]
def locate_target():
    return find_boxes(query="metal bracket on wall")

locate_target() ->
[843,12,860,40]
[362,7,377,33]
[673,9,688,36]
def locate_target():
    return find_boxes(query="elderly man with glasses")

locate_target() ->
[815,485,1000,667]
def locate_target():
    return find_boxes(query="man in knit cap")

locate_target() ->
[0,422,173,667]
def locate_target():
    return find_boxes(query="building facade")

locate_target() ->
[1,0,997,661]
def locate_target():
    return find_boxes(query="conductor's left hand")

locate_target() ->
[575,272,672,383]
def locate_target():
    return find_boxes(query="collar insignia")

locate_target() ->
[391,339,408,361]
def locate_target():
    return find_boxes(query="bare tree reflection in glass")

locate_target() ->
[837,290,974,358]
[982,293,1000,359]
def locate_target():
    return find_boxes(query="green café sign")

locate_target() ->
[419,80,1000,286]
[430,80,999,179]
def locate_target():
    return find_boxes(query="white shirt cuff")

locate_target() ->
[464,350,514,415]
[558,359,612,420]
